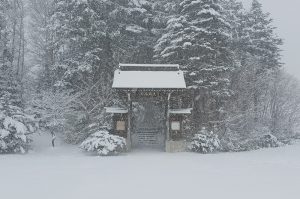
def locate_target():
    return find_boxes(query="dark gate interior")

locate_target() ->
[132,101,165,149]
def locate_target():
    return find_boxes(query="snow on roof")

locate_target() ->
[169,108,192,114]
[112,69,186,89]
[105,107,128,114]
[119,63,180,70]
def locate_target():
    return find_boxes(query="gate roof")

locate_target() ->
[112,64,186,89]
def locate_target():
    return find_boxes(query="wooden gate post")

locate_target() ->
[127,92,132,150]
[166,92,171,142]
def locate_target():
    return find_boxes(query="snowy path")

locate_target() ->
[1,139,300,199]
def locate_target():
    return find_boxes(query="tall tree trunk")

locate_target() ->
[16,0,24,79]
[10,0,17,68]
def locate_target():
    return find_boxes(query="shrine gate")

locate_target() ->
[105,64,192,152]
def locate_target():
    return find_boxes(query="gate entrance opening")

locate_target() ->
[132,102,165,149]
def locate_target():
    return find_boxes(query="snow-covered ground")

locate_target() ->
[1,135,300,199]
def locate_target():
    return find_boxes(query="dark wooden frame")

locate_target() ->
[110,88,190,150]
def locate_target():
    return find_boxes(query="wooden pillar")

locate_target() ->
[127,92,132,150]
[166,92,171,141]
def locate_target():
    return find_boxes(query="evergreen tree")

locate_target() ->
[48,0,120,142]
[0,1,40,154]
[243,0,282,122]
[155,0,235,129]
[0,65,38,154]
[106,0,171,64]
[221,0,284,146]
[222,0,247,59]
[246,0,282,70]
[51,0,114,90]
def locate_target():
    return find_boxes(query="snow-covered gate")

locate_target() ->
[106,64,192,152]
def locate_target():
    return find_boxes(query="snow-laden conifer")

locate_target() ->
[0,66,38,154]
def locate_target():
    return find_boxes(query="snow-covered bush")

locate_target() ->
[219,128,255,152]
[258,134,283,148]
[0,98,38,153]
[237,135,282,151]
[220,126,284,152]
[220,138,244,152]
[189,128,221,154]
[241,127,283,150]
[80,130,126,156]
[0,115,33,154]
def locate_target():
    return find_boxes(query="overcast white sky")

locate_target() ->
[241,0,300,79]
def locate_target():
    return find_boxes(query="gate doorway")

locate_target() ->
[132,102,165,149]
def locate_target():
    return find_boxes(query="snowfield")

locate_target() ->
[1,137,300,199]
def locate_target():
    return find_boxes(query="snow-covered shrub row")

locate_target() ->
[188,128,221,154]
[80,130,126,156]
[241,133,283,151]
[219,127,284,152]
